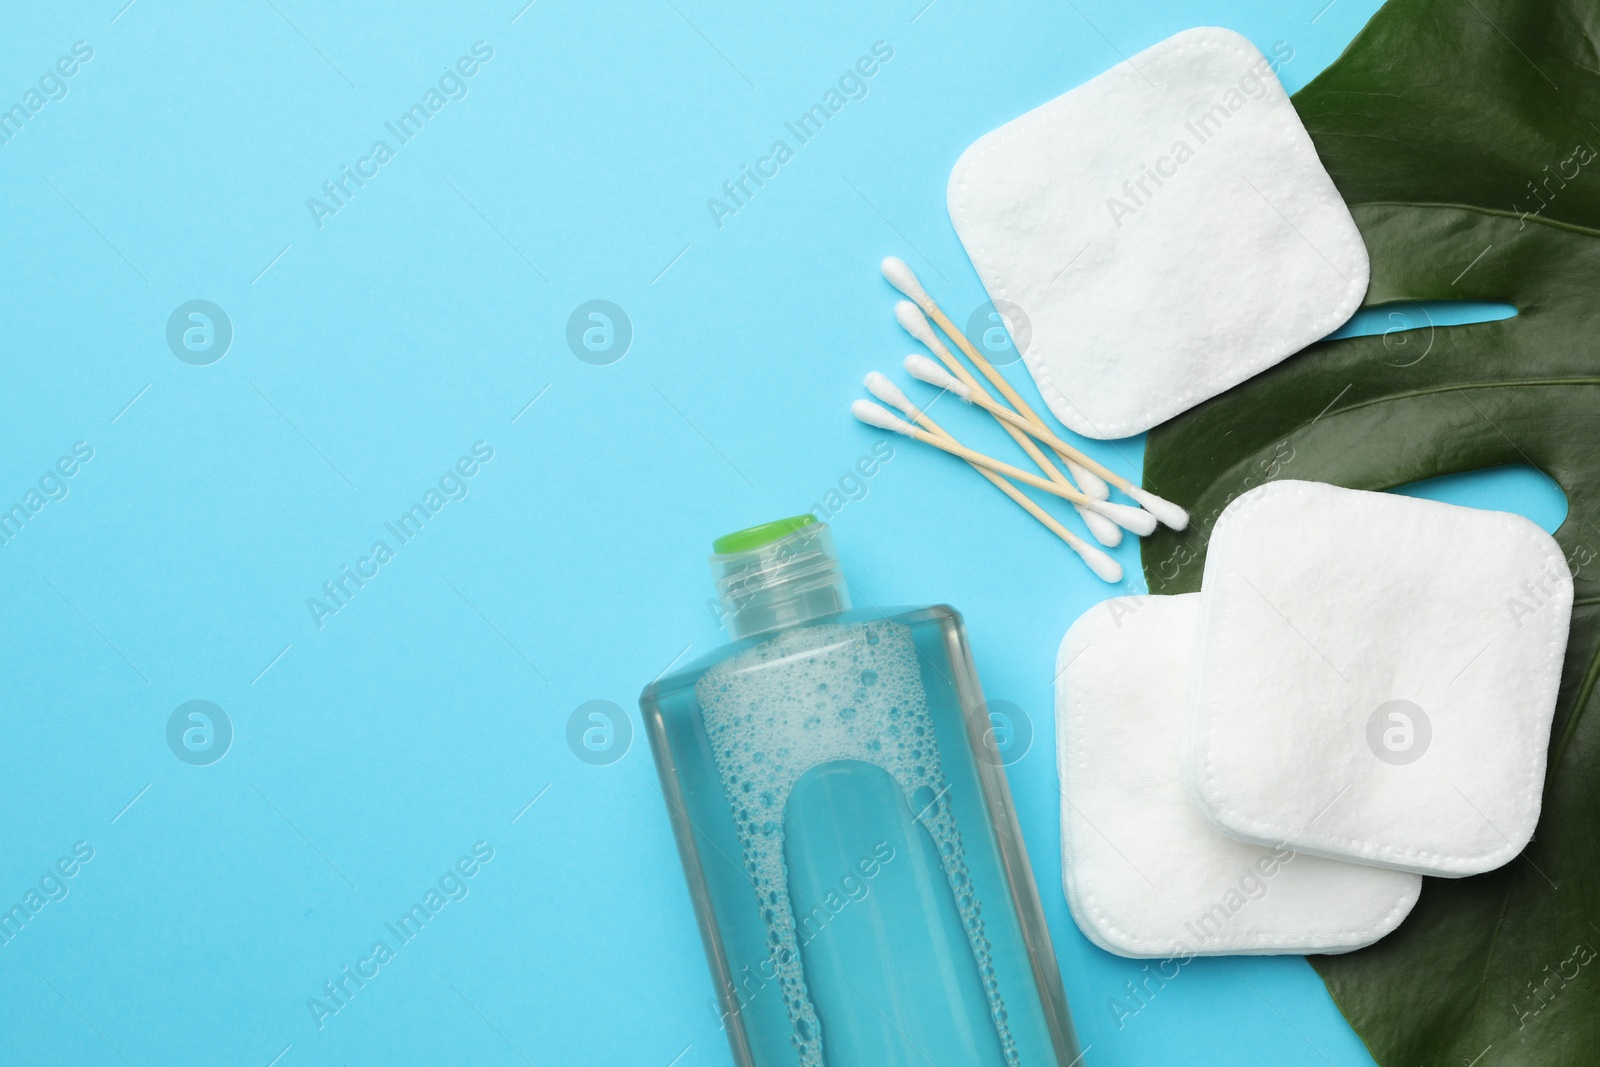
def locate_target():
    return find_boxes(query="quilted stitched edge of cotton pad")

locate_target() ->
[947,27,1369,439]
[1185,479,1572,876]
[1058,594,1420,957]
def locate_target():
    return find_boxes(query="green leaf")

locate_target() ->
[1140,0,1600,1062]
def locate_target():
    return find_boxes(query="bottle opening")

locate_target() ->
[711,515,851,640]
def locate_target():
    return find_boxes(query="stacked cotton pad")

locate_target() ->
[948,27,1369,440]
[1057,480,1573,957]
[1060,593,1421,957]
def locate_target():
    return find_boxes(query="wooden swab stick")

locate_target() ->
[883,256,1112,498]
[853,398,1155,534]
[893,300,1123,549]
[852,400,1157,536]
[903,354,1190,530]
[864,373,1121,581]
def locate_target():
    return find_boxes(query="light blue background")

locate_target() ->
[0,2,1564,1065]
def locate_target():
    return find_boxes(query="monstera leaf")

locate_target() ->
[1141,0,1600,1062]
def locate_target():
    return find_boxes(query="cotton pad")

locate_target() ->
[1188,480,1573,877]
[1058,593,1419,957]
[948,27,1368,440]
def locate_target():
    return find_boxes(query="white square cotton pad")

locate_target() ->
[1188,480,1573,877]
[1058,593,1420,958]
[948,27,1368,439]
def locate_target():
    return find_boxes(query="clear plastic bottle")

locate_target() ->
[641,516,1080,1066]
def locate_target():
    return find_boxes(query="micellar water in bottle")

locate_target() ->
[640,516,1080,1066]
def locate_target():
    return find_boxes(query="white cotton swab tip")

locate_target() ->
[894,300,940,348]
[863,372,917,417]
[1076,540,1123,583]
[1078,506,1122,547]
[880,256,933,310]
[1123,485,1190,531]
[1089,499,1158,536]
[852,398,915,436]
[1064,460,1111,501]
[903,354,971,400]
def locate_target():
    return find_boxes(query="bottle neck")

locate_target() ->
[711,521,851,640]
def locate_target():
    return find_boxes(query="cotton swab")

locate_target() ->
[903,354,1190,531]
[853,398,1156,535]
[865,373,1122,581]
[864,373,1122,582]
[903,353,972,400]
[893,300,1123,548]
[851,400,1158,536]
[851,397,1108,513]
[883,256,1114,500]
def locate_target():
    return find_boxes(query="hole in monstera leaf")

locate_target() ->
[1326,300,1518,366]
[1389,464,1568,534]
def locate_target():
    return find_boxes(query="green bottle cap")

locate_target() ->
[712,514,818,555]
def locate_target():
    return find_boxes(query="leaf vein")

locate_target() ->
[1309,377,1600,426]
[1549,633,1600,777]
